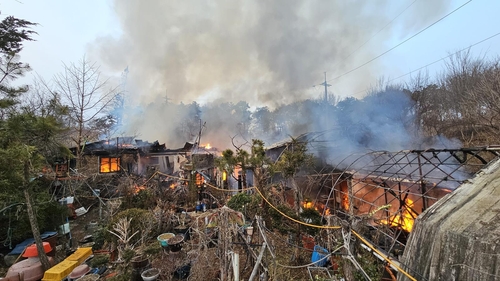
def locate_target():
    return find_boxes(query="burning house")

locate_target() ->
[267,138,500,260]
[65,137,196,177]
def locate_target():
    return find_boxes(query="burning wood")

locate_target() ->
[302,201,313,209]
[133,185,146,194]
[380,198,417,232]
[301,201,331,216]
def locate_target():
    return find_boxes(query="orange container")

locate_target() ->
[22,242,53,258]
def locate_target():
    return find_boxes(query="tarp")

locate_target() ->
[8,231,58,255]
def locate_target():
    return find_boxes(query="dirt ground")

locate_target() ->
[68,206,102,248]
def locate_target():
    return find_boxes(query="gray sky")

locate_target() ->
[2,0,500,108]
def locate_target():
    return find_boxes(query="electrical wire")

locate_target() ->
[261,224,315,252]
[253,185,342,229]
[328,0,473,83]
[152,164,421,278]
[249,182,421,280]
[350,30,500,96]
[387,31,500,83]
[322,0,419,87]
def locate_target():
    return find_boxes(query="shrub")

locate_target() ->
[89,254,109,267]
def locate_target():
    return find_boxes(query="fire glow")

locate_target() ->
[380,198,417,232]
[133,185,146,194]
[99,157,120,173]
[342,193,349,210]
[302,201,331,216]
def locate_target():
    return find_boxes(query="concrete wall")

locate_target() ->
[398,159,500,281]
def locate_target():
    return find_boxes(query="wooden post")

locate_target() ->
[249,242,266,281]
[232,252,240,281]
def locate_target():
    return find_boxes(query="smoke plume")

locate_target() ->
[88,0,450,148]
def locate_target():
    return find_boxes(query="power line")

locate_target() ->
[342,0,419,64]
[329,0,473,83]
[314,1,418,88]
[387,31,500,83]
[351,30,500,96]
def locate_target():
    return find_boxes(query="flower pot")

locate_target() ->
[131,255,149,269]
[174,226,190,241]
[167,234,184,252]
[157,233,175,247]
[141,268,160,281]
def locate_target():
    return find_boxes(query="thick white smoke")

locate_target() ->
[88,0,449,147]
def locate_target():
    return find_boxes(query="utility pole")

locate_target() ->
[164,90,172,104]
[320,72,331,103]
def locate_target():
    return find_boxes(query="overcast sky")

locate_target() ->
[2,0,500,108]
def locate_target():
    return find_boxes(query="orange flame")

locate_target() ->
[302,201,331,216]
[381,198,417,232]
[202,143,212,149]
[341,193,349,210]
[100,157,120,173]
[133,185,146,194]
[302,201,314,209]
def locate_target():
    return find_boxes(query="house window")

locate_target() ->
[99,157,121,173]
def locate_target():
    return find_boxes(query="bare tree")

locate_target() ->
[404,51,500,147]
[462,57,500,145]
[51,56,118,165]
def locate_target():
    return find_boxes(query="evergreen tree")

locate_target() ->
[0,14,68,271]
